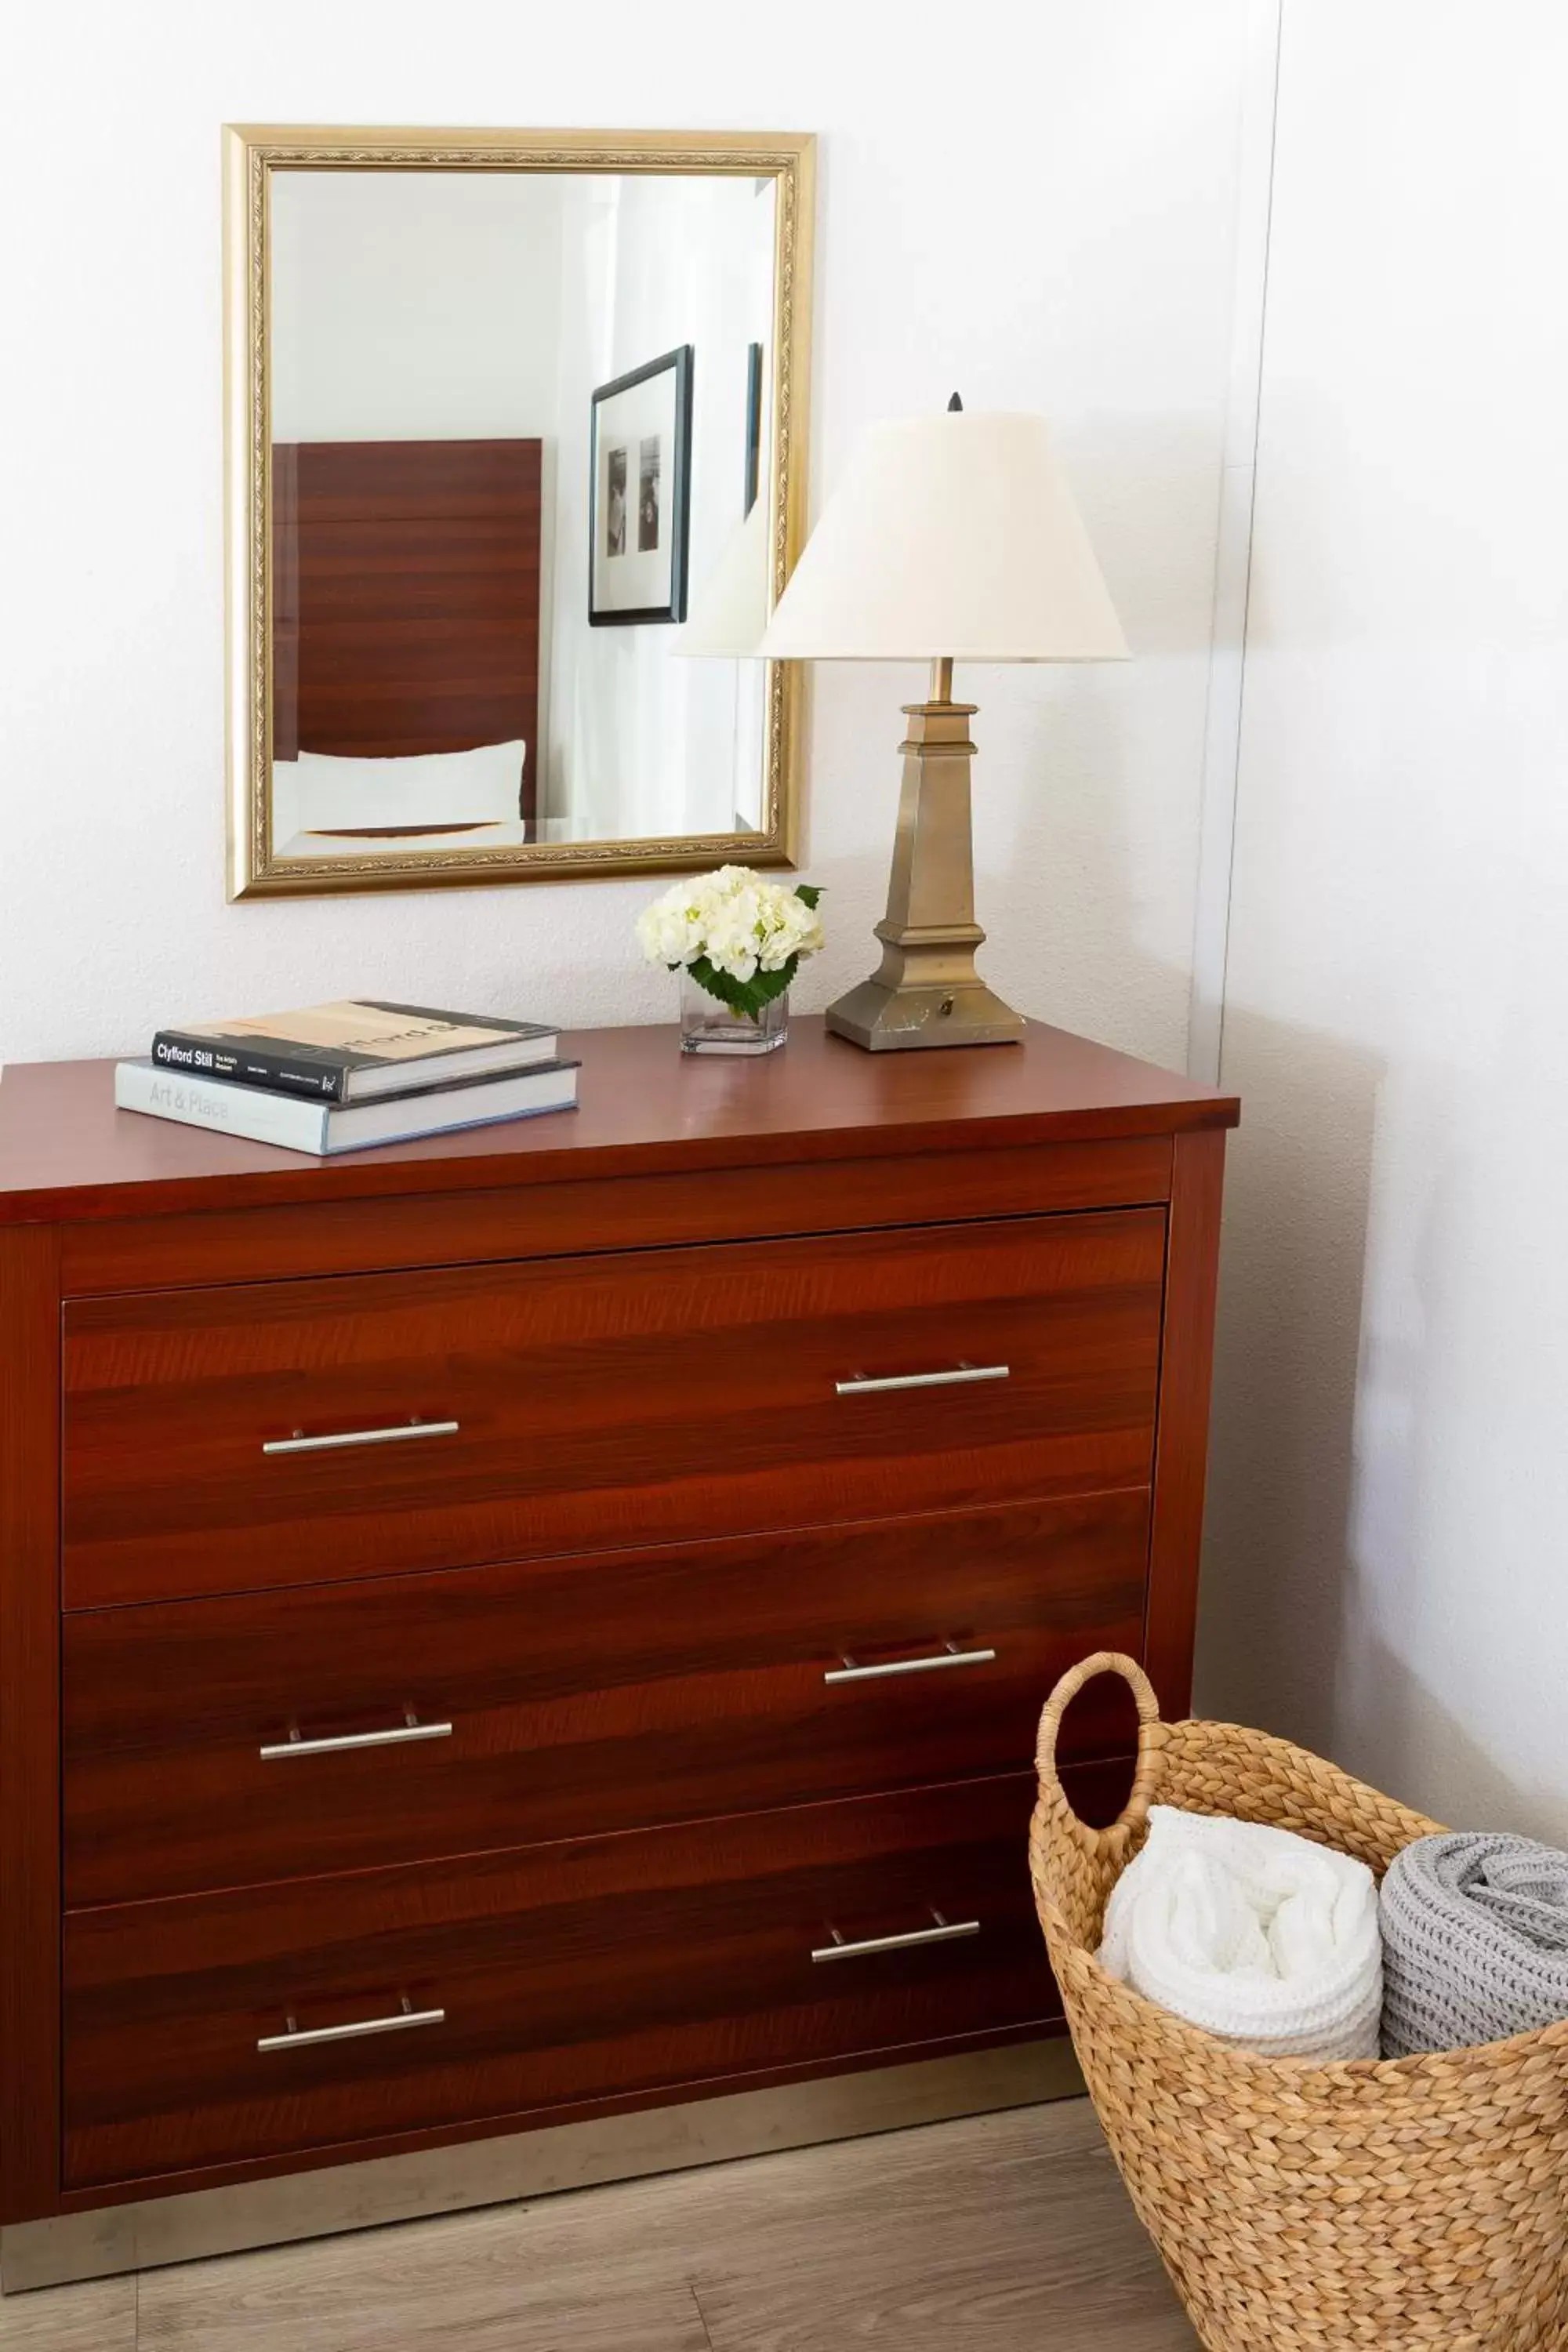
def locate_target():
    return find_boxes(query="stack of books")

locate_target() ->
[115,1000,579,1156]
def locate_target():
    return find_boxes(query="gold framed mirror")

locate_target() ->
[223,125,814,899]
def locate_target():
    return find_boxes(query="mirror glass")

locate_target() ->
[229,134,811,896]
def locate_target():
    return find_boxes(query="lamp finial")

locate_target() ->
[947,391,964,412]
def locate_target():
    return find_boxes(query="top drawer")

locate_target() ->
[62,1210,1164,1607]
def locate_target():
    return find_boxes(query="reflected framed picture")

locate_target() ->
[590,344,694,626]
[744,342,764,514]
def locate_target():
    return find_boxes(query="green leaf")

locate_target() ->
[688,953,798,1021]
[793,883,824,909]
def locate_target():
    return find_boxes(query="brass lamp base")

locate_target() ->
[824,972,1027,1052]
[825,666,1025,1052]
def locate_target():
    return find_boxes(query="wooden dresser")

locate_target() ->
[0,1017,1237,2239]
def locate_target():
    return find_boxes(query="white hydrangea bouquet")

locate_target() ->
[636,866,825,1029]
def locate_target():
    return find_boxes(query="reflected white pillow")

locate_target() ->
[278,741,528,833]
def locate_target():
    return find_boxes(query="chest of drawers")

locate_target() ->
[0,1015,1236,2229]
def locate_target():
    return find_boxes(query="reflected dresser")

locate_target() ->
[0,1016,1238,2274]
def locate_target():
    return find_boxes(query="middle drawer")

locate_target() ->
[64,1493,1149,1907]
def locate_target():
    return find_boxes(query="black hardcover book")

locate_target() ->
[150,1000,559,1105]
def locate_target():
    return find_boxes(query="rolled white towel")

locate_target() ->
[1098,1806,1383,2061]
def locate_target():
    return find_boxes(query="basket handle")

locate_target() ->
[1036,1651,1164,1845]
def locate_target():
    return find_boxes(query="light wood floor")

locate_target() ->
[0,2100,1197,2351]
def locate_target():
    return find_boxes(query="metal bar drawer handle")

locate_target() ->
[258,1995,445,2053]
[262,1418,460,1457]
[811,1909,980,1965]
[834,1365,1009,1397]
[259,1711,453,1762]
[824,1642,997,1686]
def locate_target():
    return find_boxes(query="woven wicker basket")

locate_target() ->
[1029,1652,1568,2352]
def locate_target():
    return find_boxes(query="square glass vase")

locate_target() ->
[680,972,789,1055]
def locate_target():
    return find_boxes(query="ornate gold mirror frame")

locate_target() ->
[223,125,814,899]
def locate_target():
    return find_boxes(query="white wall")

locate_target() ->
[270,171,565,442]
[1199,0,1568,1835]
[543,172,773,840]
[0,0,1249,1065]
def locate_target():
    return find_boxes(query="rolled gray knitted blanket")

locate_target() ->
[1381,1831,1568,2058]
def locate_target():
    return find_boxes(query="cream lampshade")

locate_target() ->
[675,497,771,658]
[757,404,1127,1050]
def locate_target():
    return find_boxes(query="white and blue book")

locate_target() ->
[114,1055,579,1156]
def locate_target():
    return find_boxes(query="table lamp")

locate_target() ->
[757,399,1127,1051]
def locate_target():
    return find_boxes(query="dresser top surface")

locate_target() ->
[0,1016,1238,1225]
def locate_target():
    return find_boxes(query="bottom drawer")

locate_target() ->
[63,1769,1120,2190]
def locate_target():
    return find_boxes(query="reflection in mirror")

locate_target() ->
[226,132,811,896]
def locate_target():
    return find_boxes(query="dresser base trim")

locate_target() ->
[1,2038,1081,2292]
